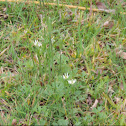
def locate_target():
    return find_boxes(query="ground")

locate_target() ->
[0,0,126,125]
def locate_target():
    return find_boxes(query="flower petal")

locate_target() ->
[68,79,76,84]
[63,73,69,79]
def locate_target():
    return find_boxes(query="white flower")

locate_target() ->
[63,73,69,79]
[38,42,42,47]
[34,40,42,47]
[68,79,76,84]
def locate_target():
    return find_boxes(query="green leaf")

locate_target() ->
[58,119,69,125]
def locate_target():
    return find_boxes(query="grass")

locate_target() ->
[0,0,126,125]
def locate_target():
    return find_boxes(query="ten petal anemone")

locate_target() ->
[63,73,69,79]
[68,79,76,84]
[34,40,42,47]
